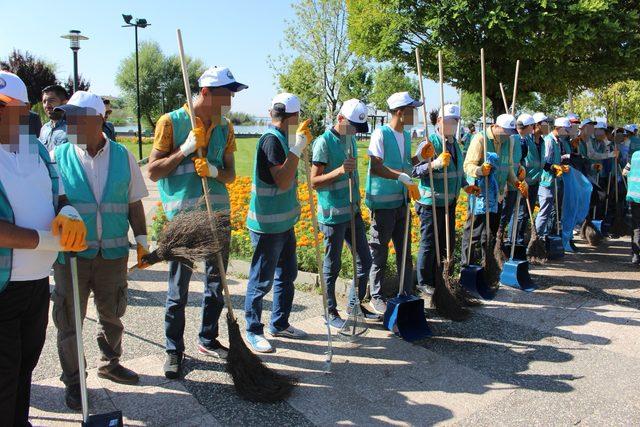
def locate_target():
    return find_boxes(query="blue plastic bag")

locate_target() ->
[472,152,500,215]
[561,167,592,249]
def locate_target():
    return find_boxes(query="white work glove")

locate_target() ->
[397,173,413,185]
[289,119,312,158]
[35,230,62,252]
[179,127,206,157]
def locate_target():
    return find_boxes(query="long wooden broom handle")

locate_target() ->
[438,51,451,262]
[525,197,537,237]
[345,140,359,294]
[177,29,235,321]
[481,48,490,246]
[415,47,441,266]
[510,60,520,116]
[554,179,561,235]
[499,83,509,114]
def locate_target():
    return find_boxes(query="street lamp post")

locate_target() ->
[60,30,88,93]
[122,14,150,160]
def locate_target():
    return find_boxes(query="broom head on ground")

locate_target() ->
[483,238,501,291]
[431,259,470,321]
[581,219,603,247]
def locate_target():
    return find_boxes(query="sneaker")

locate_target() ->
[97,364,140,385]
[267,325,308,339]
[417,284,435,296]
[164,351,183,380]
[197,340,229,360]
[246,332,274,353]
[64,383,82,411]
[368,298,387,315]
[324,312,346,330]
[347,304,382,321]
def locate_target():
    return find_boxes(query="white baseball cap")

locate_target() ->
[271,93,301,114]
[339,98,369,133]
[0,71,28,104]
[595,120,607,130]
[532,112,549,124]
[198,66,247,92]
[495,113,517,134]
[55,91,106,117]
[516,113,535,127]
[554,117,571,128]
[566,112,580,124]
[438,104,460,119]
[623,124,636,133]
[387,92,423,110]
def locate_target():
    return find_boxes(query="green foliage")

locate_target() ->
[369,64,420,111]
[460,91,493,125]
[340,62,374,103]
[149,204,168,242]
[227,112,256,126]
[115,41,205,130]
[571,80,640,125]
[347,0,640,118]
[0,49,57,104]
[64,74,91,94]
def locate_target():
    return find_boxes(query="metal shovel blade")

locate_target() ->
[383,295,431,342]
[338,304,368,342]
[460,264,497,300]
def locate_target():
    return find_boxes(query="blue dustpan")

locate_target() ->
[460,264,497,299]
[546,235,564,259]
[500,259,536,291]
[591,220,609,235]
[383,295,432,342]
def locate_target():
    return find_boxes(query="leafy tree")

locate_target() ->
[227,111,256,126]
[369,64,420,112]
[340,62,374,104]
[571,80,640,125]
[0,49,57,104]
[64,74,91,94]
[460,91,493,125]
[347,0,640,119]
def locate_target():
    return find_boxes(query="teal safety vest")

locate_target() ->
[312,130,359,225]
[524,135,543,185]
[540,133,564,188]
[246,127,300,234]
[417,134,464,206]
[629,135,640,158]
[466,131,512,193]
[0,138,60,291]
[626,151,640,203]
[55,140,130,260]
[508,135,523,191]
[365,125,412,210]
[157,108,231,220]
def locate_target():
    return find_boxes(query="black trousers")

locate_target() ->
[461,206,502,266]
[0,278,50,427]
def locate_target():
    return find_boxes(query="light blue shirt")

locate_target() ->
[39,119,68,150]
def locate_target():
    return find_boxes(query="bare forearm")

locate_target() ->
[215,152,236,184]
[272,153,300,190]
[311,166,344,189]
[128,201,147,237]
[147,149,185,182]
[0,221,39,249]
[370,156,401,180]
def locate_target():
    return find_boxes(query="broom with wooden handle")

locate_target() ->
[176,29,295,402]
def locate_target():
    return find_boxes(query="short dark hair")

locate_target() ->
[102,98,111,105]
[270,104,297,122]
[42,85,69,100]
[389,106,406,115]
[468,123,476,130]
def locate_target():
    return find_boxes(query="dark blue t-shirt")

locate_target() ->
[257,126,287,185]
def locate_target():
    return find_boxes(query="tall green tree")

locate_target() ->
[369,64,419,112]
[347,0,640,118]
[571,80,640,125]
[1,49,57,104]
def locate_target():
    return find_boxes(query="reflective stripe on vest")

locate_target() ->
[365,125,411,210]
[55,140,130,260]
[417,134,464,206]
[246,127,300,233]
[313,130,360,225]
[163,194,230,214]
[157,108,230,219]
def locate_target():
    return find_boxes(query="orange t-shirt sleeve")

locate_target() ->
[153,114,174,153]
[225,120,237,154]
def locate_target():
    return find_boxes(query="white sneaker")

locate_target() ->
[267,325,307,339]
[246,332,274,353]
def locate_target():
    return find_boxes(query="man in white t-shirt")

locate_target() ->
[0,71,87,426]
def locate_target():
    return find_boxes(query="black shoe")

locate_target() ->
[64,383,82,411]
[164,352,183,380]
[98,364,140,385]
[347,304,382,321]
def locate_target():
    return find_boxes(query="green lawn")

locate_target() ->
[119,136,154,161]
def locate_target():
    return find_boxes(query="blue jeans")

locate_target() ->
[516,183,539,245]
[319,213,372,313]
[416,202,455,287]
[536,184,563,237]
[244,229,297,335]
[164,244,228,354]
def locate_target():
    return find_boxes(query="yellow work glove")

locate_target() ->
[414,140,435,162]
[51,206,87,252]
[464,185,481,196]
[290,118,312,158]
[516,181,529,198]
[561,164,570,174]
[433,152,451,169]
[550,164,563,177]
[180,126,207,157]
[517,166,526,181]
[477,162,492,176]
[135,235,151,269]
[406,183,421,201]
[593,163,602,172]
[193,157,218,178]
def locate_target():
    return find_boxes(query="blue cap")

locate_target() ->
[579,118,596,128]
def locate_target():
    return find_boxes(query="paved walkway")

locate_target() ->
[28,169,640,425]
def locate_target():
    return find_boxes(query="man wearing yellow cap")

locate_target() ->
[148,66,246,378]
[0,71,87,425]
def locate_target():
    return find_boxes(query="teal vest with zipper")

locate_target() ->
[365,125,412,210]
[313,130,360,225]
[524,135,543,185]
[417,134,464,206]
[466,131,511,193]
[158,108,230,220]
[0,139,60,291]
[626,151,640,203]
[540,133,564,188]
[246,127,300,234]
[55,140,130,260]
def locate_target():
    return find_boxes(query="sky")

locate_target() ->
[0,0,457,118]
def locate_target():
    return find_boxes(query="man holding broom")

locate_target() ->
[622,151,640,266]
[51,91,149,409]
[147,66,247,378]
[365,91,424,315]
[461,114,528,266]
[516,113,544,245]
[309,99,377,327]
[244,93,311,353]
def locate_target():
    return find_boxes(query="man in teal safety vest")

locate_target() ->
[623,150,640,265]
[0,71,88,425]
[310,99,378,328]
[147,66,247,378]
[51,91,149,409]
[244,93,311,353]
[515,113,542,245]
[461,114,528,266]
[365,91,426,315]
